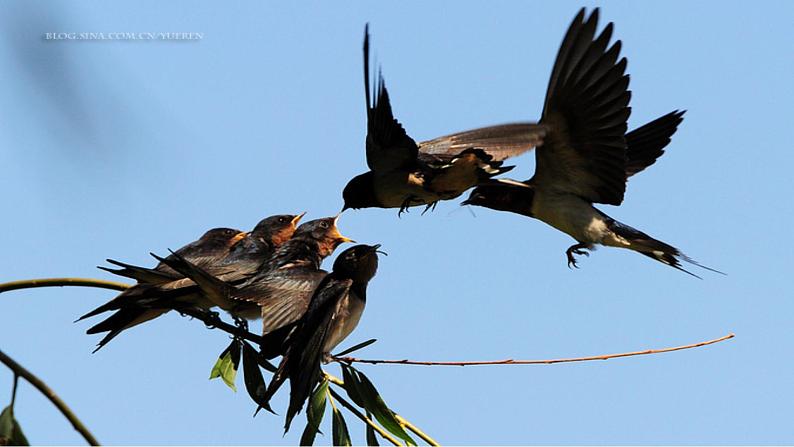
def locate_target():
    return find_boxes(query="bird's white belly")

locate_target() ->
[531,191,610,244]
[324,294,365,353]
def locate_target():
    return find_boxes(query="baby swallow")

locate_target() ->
[157,216,355,357]
[261,244,381,433]
[463,9,718,276]
[342,26,545,215]
[78,213,304,351]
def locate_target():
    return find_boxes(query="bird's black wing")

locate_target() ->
[264,277,353,433]
[532,8,631,205]
[234,266,327,334]
[419,123,546,163]
[363,25,419,172]
[625,110,685,178]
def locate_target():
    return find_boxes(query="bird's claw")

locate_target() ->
[420,201,438,215]
[566,244,590,269]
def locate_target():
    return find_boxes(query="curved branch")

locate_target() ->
[0,278,129,294]
[0,350,100,446]
[0,278,264,345]
[335,333,735,367]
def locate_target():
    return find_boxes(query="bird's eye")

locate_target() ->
[320,221,329,229]
[279,217,287,223]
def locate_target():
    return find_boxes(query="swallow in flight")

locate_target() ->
[342,25,545,215]
[463,9,720,276]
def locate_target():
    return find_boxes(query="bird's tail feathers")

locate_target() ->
[607,219,723,278]
[85,307,166,352]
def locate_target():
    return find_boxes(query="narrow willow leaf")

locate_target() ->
[365,410,379,446]
[241,341,271,413]
[331,406,351,447]
[209,339,241,391]
[340,365,366,408]
[333,339,377,357]
[299,380,329,446]
[351,367,416,446]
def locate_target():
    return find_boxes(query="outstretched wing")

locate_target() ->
[419,123,545,162]
[363,25,418,172]
[532,8,631,205]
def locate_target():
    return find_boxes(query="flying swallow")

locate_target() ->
[156,216,355,356]
[463,9,719,276]
[261,244,381,433]
[341,26,545,215]
[78,213,304,351]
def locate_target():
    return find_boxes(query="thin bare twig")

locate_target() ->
[0,350,100,446]
[0,278,129,294]
[335,334,734,367]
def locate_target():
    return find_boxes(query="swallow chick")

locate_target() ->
[342,26,546,216]
[157,216,355,356]
[463,9,719,276]
[261,244,381,433]
[78,213,303,351]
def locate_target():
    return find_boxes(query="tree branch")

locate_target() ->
[0,278,129,294]
[0,350,100,446]
[334,333,734,367]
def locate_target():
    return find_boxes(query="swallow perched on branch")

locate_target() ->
[78,213,304,351]
[463,9,719,276]
[341,25,545,215]
[261,244,382,433]
[156,216,355,358]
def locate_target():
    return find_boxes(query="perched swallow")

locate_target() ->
[463,9,718,276]
[156,216,355,355]
[78,214,304,351]
[341,26,544,215]
[98,227,247,284]
[261,244,381,433]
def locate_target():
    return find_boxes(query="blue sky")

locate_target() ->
[1,1,792,444]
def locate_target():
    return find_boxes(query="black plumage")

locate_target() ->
[342,25,544,215]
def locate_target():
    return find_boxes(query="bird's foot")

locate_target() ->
[421,201,438,215]
[232,315,249,332]
[397,196,419,218]
[566,243,591,269]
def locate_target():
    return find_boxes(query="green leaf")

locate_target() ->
[365,410,379,446]
[346,366,416,446]
[0,406,13,443]
[299,380,329,446]
[333,339,377,357]
[340,365,366,408]
[331,406,351,447]
[241,341,271,413]
[209,339,241,391]
[0,407,29,446]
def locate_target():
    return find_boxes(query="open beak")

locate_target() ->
[331,215,355,244]
[291,212,306,226]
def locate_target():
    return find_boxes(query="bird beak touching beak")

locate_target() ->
[331,215,355,244]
